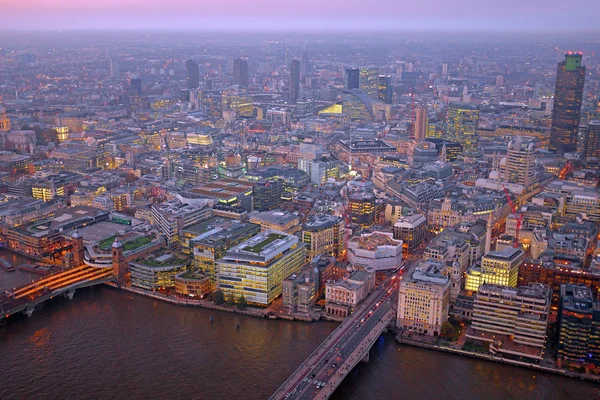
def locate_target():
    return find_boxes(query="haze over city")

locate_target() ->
[2,1,600,400]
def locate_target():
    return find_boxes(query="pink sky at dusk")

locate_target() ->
[1,0,599,31]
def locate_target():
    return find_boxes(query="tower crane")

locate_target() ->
[502,186,523,248]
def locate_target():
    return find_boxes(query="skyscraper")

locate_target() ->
[109,59,120,78]
[301,47,308,76]
[186,60,199,89]
[583,120,600,159]
[345,68,360,90]
[378,75,393,104]
[502,138,537,187]
[447,102,479,151]
[290,59,300,104]
[130,78,142,96]
[129,78,143,119]
[233,58,248,88]
[414,104,428,141]
[360,67,379,99]
[550,53,586,154]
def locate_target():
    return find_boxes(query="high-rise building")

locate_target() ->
[558,284,600,366]
[130,78,142,96]
[360,67,379,99]
[290,59,300,104]
[109,59,120,78]
[583,120,600,159]
[253,179,283,211]
[501,137,537,187]
[550,53,586,154]
[342,89,374,121]
[397,261,451,336]
[186,59,199,89]
[393,214,427,255]
[301,47,308,76]
[378,75,393,104]
[302,214,346,261]
[414,104,428,141]
[345,68,360,90]
[447,102,479,151]
[233,58,248,88]
[215,231,307,306]
[349,192,378,228]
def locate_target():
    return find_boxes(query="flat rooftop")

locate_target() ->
[189,178,255,200]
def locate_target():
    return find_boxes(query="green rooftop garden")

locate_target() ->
[123,236,152,251]
[243,233,286,253]
[98,235,117,250]
[138,256,188,267]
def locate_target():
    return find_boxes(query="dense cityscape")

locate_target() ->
[1,27,600,399]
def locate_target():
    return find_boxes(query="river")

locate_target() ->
[0,251,598,400]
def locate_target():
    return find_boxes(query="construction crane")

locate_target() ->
[502,186,523,248]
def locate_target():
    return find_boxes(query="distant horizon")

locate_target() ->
[2,0,599,32]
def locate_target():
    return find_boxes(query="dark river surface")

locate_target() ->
[1,250,598,400]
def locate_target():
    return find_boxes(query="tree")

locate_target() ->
[214,290,225,305]
[237,295,248,309]
[225,294,235,307]
[440,321,456,338]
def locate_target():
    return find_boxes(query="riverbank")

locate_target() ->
[106,283,320,322]
[395,333,600,384]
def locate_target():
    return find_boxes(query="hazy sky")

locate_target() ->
[2,0,599,31]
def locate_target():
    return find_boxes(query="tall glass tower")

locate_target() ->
[550,53,586,154]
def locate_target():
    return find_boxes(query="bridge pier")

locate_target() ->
[64,289,75,300]
[25,304,35,318]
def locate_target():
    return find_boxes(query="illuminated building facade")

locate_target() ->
[397,261,451,336]
[447,102,479,151]
[550,53,586,154]
[302,214,346,261]
[348,192,378,228]
[378,75,393,104]
[414,104,428,141]
[558,284,600,365]
[465,248,524,292]
[215,231,307,306]
[583,120,600,159]
[360,67,379,99]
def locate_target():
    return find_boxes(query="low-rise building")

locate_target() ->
[466,283,551,362]
[215,230,306,306]
[129,252,190,290]
[282,269,318,313]
[174,270,211,298]
[325,269,375,318]
[465,248,524,292]
[249,209,300,235]
[347,231,403,271]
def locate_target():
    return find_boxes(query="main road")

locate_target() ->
[271,269,403,400]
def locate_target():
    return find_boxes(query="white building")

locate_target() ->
[397,260,451,336]
[326,269,376,318]
[348,231,403,271]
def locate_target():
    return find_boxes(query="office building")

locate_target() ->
[397,261,451,336]
[465,248,524,292]
[550,53,586,154]
[249,209,300,235]
[282,269,318,313]
[414,104,428,141]
[378,75,393,104]
[348,231,403,271]
[558,284,600,366]
[467,283,551,362]
[184,217,260,289]
[151,200,213,245]
[326,269,375,317]
[109,59,120,78]
[583,120,600,159]
[348,192,379,228]
[345,68,360,90]
[290,59,300,104]
[253,179,283,211]
[393,214,427,254]
[447,102,479,151]
[215,231,307,306]
[186,59,199,89]
[129,251,190,290]
[342,89,374,121]
[302,214,346,261]
[233,58,248,88]
[360,67,379,99]
[501,137,537,188]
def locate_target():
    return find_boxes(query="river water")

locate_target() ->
[0,250,598,400]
